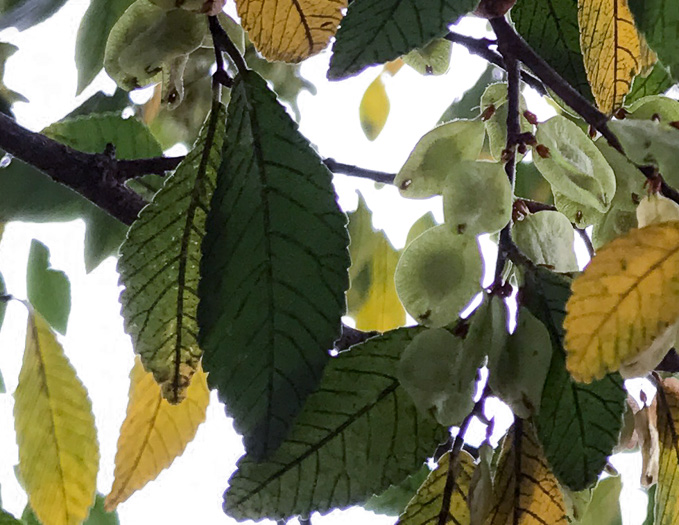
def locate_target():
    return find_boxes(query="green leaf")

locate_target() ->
[327,0,477,79]
[575,476,622,525]
[402,38,452,76]
[43,113,163,271]
[64,89,130,120]
[198,71,350,459]
[0,43,28,117]
[511,0,594,102]
[439,64,496,123]
[223,327,447,521]
[0,0,68,31]
[43,113,162,159]
[642,485,655,525]
[75,0,136,94]
[119,103,226,404]
[364,465,430,516]
[22,494,119,525]
[27,240,71,335]
[522,267,626,491]
[629,0,679,82]
[626,63,674,105]
[0,508,21,525]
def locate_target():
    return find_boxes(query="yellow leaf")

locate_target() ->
[13,311,99,525]
[578,0,651,114]
[104,357,209,510]
[484,421,568,525]
[564,221,679,382]
[360,75,390,141]
[655,378,679,525]
[355,236,405,332]
[237,0,346,62]
[397,451,475,525]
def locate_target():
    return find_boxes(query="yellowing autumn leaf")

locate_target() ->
[655,378,679,525]
[105,358,210,510]
[578,0,655,114]
[484,421,568,525]
[355,236,405,331]
[564,221,679,382]
[13,310,99,525]
[396,451,475,525]
[237,0,346,62]
[359,75,390,141]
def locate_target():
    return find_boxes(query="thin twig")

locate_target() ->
[437,386,490,525]
[444,31,546,95]
[490,16,521,287]
[575,227,595,259]
[323,158,395,184]
[209,15,248,76]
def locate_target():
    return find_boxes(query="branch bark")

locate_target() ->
[0,111,180,225]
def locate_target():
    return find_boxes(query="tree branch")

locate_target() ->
[0,112,180,225]
[209,15,248,76]
[490,15,521,289]
[323,158,395,184]
[444,31,546,96]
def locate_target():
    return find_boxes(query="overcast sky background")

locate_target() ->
[0,2,649,523]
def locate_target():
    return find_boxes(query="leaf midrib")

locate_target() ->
[170,101,221,401]
[241,73,278,454]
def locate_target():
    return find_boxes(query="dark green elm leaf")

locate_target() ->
[22,494,119,525]
[626,63,674,105]
[522,267,626,491]
[26,240,71,335]
[119,103,226,404]
[223,327,447,521]
[364,464,430,516]
[0,0,68,31]
[327,0,478,79]
[198,71,350,459]
[75,0,136,94]
[511,0,594,102]
[438,64,497,123]
[64,89,131,120]
[629,0,679,82]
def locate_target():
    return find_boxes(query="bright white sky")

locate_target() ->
[0,2,650,524]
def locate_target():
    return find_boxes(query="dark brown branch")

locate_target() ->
[444,31,546,96]
[575,227,595,259]
[490,16,521,288]
[488,17,620,150]
[0,111,172,225]
[209,15,248,76]
[323,158,395,184]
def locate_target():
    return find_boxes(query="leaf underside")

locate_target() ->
[198,70,350,459]
[119,103,225,403]
[523,268,625,491]
[224,327,446,521]
[328,0,477,79]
